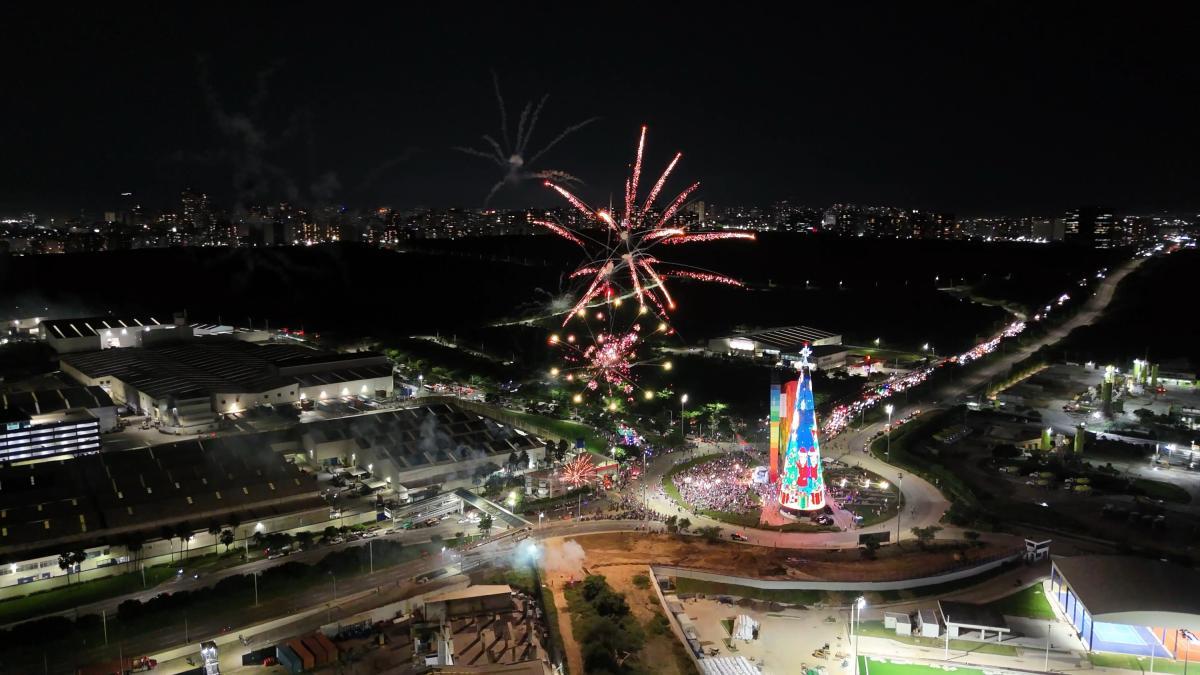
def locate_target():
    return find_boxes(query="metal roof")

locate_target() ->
[938,600,1009,630]
[0,437,317,554]
[0,386,114,416]
[1054,555,1200,630]
[731,325,839,350]
[41,316,167,339]
[60,341,360,401]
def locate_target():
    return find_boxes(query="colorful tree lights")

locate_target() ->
[778,347,827,512]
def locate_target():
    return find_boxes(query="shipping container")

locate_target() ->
[301,635,329,666]
[313,631,340,660]
[275,645,303,674]
[288,638,316,671]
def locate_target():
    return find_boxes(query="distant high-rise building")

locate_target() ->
[1063,207,1117,247]
[1031,217,1064,241]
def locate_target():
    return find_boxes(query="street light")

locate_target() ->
[327,571,337,622]
[680,394,689,448]
[884,404,894,460]
[852,596,867,674]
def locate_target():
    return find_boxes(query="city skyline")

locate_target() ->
[4,4,1200,217]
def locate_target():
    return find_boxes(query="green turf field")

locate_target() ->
[859,656,986,675]
[984,583,1056,620]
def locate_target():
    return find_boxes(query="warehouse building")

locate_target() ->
[0,385,119,463]
[707,326,846,368]
[39,313,274,354]
[0,436,326,589]
[59,341,393,433]
[40,313,193,353]
[0,400,544,591]
[297,402,546,489]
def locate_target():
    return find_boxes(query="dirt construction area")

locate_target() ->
[558,532,1014,581]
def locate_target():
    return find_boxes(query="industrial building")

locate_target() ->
[1050,555,1200,659]
[60,340,393,432]
[295,402,547,490]
[707,326,845,368]
[0,385,118,463]
[0,399,541,590]
[38,313,274,354]
[0,435,324,588]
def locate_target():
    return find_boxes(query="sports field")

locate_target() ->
[859,656,987,675]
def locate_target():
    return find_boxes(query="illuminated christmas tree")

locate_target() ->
[779,345,827,512]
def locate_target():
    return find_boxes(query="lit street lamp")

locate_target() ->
[852,596,867,673]
[884,404,894,460]
[680,394,689,447]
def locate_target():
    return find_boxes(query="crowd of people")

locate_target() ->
[669,453,768,514]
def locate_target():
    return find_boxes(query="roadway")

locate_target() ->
[0,517,473,630]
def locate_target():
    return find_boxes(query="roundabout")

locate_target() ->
[630,346,950,548]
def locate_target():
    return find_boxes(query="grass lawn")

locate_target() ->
[674,577,821,605]
[856,621,1019,656]
[505,410,608,454]
[859,655,986,675]
[1132,478,1192,504]
[840,493,902,529]
[0,562,182,626]
[985,584,1055,620]
[1091,651,1191,674]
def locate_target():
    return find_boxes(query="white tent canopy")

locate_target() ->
[732,614,759,641]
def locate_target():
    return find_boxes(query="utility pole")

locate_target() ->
[1043,621,1051,672]
[944,614,950,660]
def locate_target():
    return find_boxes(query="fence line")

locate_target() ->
[653,550,1022,593]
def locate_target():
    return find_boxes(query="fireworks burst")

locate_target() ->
[550,317,670,399]
[560,453,598,487]
[456,71,599,205]
[539,126,755,326]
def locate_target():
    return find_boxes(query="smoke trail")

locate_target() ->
[540,539,587,575]
[456,73,600,205]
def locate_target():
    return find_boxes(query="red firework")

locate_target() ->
[540,126,755,325]
[560,453,598,487]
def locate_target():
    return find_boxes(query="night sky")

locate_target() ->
[3,3,1199,217]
